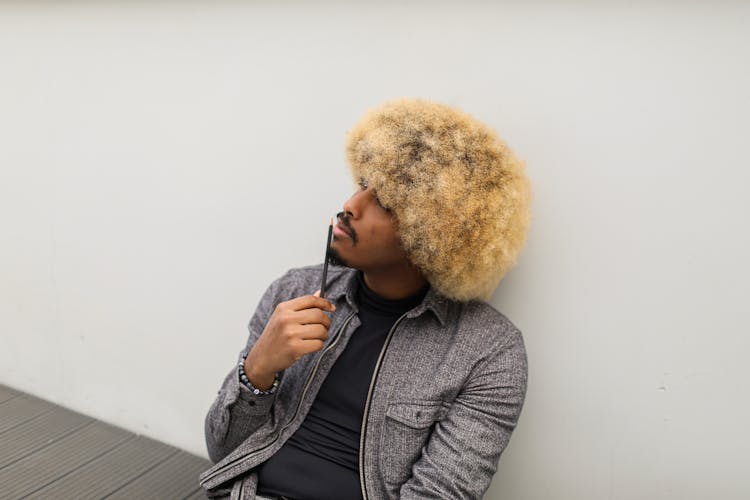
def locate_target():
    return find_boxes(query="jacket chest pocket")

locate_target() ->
[378,401,450,492]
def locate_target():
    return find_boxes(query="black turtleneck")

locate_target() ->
[256,271,429,500]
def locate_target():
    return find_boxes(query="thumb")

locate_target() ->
[313,289,321,298]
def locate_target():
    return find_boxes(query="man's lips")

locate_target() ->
[334,223,352,238]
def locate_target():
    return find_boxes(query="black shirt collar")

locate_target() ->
[325,265,452,326]
[355,270,429,316]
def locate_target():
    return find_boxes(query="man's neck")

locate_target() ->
[361,265,428,300]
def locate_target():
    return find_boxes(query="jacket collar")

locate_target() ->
[325,266,451,327]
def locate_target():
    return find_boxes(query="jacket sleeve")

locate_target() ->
[204,271,289,464]
[399,327,528,499]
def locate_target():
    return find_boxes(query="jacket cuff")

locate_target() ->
[221,365,276,416]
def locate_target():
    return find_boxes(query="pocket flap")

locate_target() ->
[385,402,449,429]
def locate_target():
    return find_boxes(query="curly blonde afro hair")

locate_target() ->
[345,98,531,302]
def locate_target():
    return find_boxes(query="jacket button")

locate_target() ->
[248,400,256,406]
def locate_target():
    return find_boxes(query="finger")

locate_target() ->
[293,308,332,328]
[287,294,335,312]
[296,323,329,341]
[313,289,321,297]
[295,338,326,354]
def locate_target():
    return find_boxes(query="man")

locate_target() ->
[199,98,531,499]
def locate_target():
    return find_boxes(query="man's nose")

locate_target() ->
[342,189,369,219]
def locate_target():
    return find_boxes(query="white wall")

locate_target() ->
[1,2,748,498]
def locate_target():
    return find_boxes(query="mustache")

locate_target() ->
[336,211,357,244]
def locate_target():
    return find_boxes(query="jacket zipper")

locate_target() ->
[358,312,409,500]
[202,311,357,487]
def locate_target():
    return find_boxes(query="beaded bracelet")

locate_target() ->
[238,353,279,396]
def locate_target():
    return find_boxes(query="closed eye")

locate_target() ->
[359,177,389,211]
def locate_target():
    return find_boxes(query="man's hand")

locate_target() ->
[244,290,336,390]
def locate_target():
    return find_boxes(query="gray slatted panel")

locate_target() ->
[183,487,209,499]
[0,406,94,469]
[30,434,178,500]
[104,450,211,500]
[0,420,133,498]
[0,384,213,499]
[0,393,54,433]
[0,384,20,403]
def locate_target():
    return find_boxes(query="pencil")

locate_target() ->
[320,217,333,298]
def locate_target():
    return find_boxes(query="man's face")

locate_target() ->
[328,178,411,272]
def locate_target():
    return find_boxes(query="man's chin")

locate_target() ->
[327,246,355,269]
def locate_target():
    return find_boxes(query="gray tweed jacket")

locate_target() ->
[198,264,527,499]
